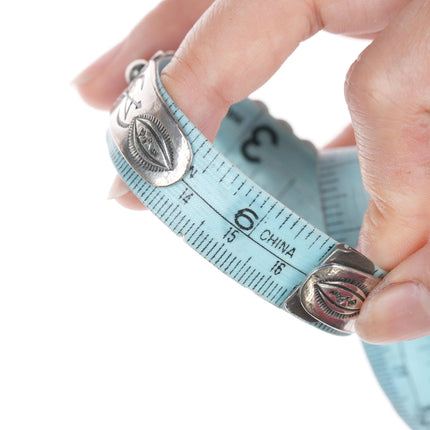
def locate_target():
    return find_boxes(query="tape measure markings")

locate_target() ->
[179,175,314,276]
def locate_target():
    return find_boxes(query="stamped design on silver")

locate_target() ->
[299,264,378,333]
[115,77,145,129]
[128,114,174,172]
[313,278,368,320]
[288,244,382,333]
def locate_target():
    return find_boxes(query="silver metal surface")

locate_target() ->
[284,244,381,334]
[125,59,148,84]
[110,52,192,187]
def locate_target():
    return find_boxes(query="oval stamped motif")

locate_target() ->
[128,114,174,172]
[314,279,366,320]
[299,262,379,332]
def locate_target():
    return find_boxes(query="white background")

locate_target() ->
[0,1,408,429]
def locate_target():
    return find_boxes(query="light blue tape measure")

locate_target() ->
[106,52,430,429]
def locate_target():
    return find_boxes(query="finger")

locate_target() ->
[324,125,356,149]
[344,0,430,270]
[95,0,409,209]
[74,0,215,109]
[356,242,430,344]
[160,0,411,141]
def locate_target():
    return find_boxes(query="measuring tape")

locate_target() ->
[106,52,430,429]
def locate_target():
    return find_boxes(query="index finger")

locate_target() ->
[161,0,410,141]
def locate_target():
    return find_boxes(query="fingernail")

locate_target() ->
[72,42,123,87]
[107,175,130,200]
[356,281,430,344]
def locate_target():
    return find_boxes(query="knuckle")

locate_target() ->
[344,50,392,115]
[302,0,324,39]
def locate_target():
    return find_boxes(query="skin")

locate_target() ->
[75,0,430,344]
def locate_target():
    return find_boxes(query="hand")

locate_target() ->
[75,0,430,344]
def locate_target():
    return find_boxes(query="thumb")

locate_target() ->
[345,0,430,342]
[355,243,430,343]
